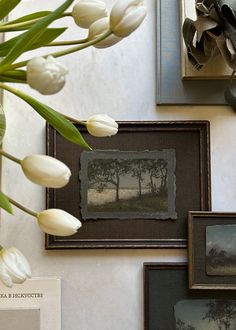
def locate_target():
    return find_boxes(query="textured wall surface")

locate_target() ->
[1,1,236,329]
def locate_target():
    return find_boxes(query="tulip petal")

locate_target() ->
[88,17,122,48]
[2,247,31,283]
[0,259,13,287]
[27,56,68,95]
[38,209,82,236]
[72,0,108,29]
[112,6,147,37]
[110,0,146,38]
[21,154,71,188]
[86,114,118,137]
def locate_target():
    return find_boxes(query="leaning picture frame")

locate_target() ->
[144,262,236,330]
[156,0,229,104]
[188,211,236,290]
[46,121,211,249]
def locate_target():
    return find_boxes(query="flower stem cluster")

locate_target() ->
[0,0,146,287]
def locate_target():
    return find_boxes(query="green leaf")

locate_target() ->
[4,11,50,25]
[0,28,67,57]
[0,104,6,144]
[0,11,52,32]
[11,88,91,150]
[0,0,74,72]
[0,191,13,214]
[0,0,21,20]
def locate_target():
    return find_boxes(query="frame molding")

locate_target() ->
[189,211,236,289]
[46,121,211,249]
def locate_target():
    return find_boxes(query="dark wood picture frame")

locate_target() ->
[189,211,236,290]
[46,121,211,249]
[144,262,236,330]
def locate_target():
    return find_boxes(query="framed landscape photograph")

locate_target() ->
[188,212,236,289]
[80,149,177,220]
[46,121,211,249]
[144,262,236,330]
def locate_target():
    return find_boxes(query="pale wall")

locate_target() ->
[1,1,236,329]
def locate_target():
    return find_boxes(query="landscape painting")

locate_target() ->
[206,225,236,276]
[79,150,177,220]
[175,299,236,330]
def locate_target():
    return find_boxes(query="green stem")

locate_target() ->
[0,77,27,84]
[62,11,72,17]
[47,38,89,46]
[62,113,86,126]
[8,30,112,71]
[0,149,21,165]
[8,197,38,218]
[0,245,3,251]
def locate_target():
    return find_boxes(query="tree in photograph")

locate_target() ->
[87,159,131,202]
[130,160,145,198]
[145,159,168,195]
[207,247,219,267]
[158,159,168,196]
[145,159,159,194]
[176,319,196,330]
[203,300,236,330]
[207,247,230,268]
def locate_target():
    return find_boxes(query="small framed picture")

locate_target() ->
[143,262,236,330]
[46,121,211,249]
[188,212,236,289]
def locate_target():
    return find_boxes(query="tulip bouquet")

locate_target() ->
[0,0,146,287]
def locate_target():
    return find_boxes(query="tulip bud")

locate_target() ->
[72,0,108,29]
[27,56,68,95]
[37,209,82,236]
[0,247,31,288]
[21,154,71,188]
[88,17,122,48]
[110,0,147,38]
[86,114,118,137]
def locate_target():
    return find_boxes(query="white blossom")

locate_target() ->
[86,114,118,137]
[110,0,147,37]
[37,209,82,236]
[27,56,68,95]
[21,154,71,188]
[88,17,122,48]
[72,0,107,28]
[0,247,31,288]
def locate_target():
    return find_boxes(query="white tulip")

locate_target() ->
[21,154,71,188]
[88,17,122,48]
[27,56,68,95]
[86,114,118,137]
[72,0,108,29]
[0,247,31,288]
[110,0,147,37]
[37,209,82,236]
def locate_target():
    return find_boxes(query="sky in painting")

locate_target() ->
[206,224,236,255]
[174,300,236,330]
